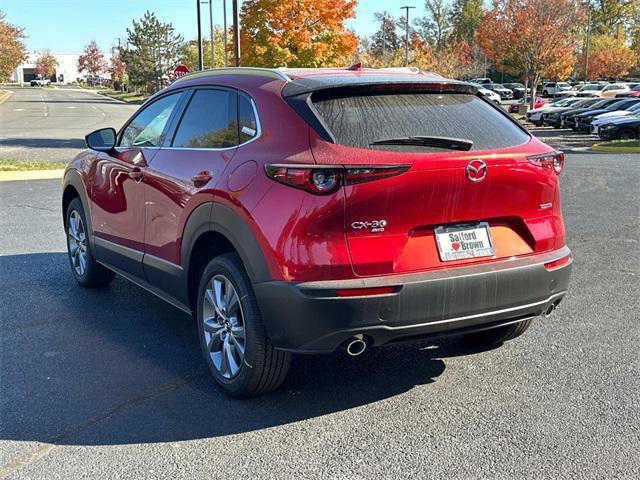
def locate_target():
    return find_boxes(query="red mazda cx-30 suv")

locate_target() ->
[62,67,572,397]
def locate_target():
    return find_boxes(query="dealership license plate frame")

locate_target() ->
[434,222,496,262]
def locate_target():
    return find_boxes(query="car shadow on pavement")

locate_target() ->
[0,252,493,446]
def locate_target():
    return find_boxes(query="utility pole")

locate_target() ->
[232,0,240,66]
[584,4,592,81]
[400,6,415,67]
[201,0,215,68]
[196,0,204,70]
[222,0,228,66]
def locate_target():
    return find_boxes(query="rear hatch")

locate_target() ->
[289,82,564,276]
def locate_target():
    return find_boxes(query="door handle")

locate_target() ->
[191,171,212,187]
[129,167,143,182]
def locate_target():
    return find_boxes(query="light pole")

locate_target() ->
[232,0,240,66]
[400,6,415,67]
[201,0,215,68]
[196,0,204,70]
[222,0,228,66]
[584,4,592,81]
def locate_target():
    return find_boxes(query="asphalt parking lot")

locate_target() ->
[0,87,136,162]
[1,152,638,479]
[1,86,639,479]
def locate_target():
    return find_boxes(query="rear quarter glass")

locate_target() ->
[310,93,529,152]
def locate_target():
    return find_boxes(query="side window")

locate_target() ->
[239,94,259,144]
[172,89,238,149]
[120,93,181,148]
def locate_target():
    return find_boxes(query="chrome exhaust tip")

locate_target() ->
[544,304,555,318]
[345,336,367,356]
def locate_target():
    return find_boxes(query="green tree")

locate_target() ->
[0,11,27,82]
[181,26,228,71]
[121,11,184,92]
[414,0,453,52]
[370,11,402,58]
[450,0,483,43]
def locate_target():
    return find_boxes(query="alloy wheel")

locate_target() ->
[201,274,246,379]
[68,210,87,276]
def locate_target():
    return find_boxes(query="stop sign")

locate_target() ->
[173,64,190,78]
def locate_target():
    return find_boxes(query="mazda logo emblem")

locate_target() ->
[465,160,487,182]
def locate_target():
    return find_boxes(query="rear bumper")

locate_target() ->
[254,247,572,353]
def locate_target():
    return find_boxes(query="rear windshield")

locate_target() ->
[311,93,529,152]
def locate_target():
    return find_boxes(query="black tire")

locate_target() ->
[65,197,115,288]
[617,128,637,140]
[462,318,534,348]
[196,253,291,397]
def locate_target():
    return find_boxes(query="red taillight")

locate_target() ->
[265,164,410,194]
[544,255,571,271]
[528,151,564,175]
[336,286,397,297]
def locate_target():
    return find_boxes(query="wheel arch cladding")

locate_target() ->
[62,169,93,246]
[182,202,272,309]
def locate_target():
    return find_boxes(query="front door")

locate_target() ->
[89,91,184,278]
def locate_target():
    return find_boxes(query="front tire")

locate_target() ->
[65,198,115,287]
[196,253,291,397]
[462,318,534,348]
[617,128,637,140]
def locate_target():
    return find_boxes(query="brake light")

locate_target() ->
[528,151,564,174]
[544,255,571,271]
[265,164,410,195]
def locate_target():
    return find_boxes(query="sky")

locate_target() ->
[2,0,428,53]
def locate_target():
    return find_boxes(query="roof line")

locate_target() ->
[174,67,291,84]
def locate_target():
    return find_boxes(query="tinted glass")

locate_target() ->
[120,93,181,147]
[172,89,238,148]
[238,94,258,144]
[312,93,529,152]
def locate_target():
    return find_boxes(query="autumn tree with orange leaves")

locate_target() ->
[586,34,637,80]
[477,0,585,105]
[239,0,358,68]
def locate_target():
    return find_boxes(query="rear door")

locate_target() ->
[309,91,559,276]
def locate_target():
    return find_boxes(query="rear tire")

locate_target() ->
[196,253,291,397]
[462,318,534,348]
[65,198,115,288]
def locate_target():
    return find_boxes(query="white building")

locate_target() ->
[11,51,112,85]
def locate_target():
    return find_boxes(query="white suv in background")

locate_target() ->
[542,82,572,97]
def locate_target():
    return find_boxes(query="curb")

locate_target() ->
[592,144,640,154]
[0,90,14,105]
[0,169,65,182]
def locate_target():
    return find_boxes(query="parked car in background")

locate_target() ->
[478,87,501,105]
[484,83,513,99]
[574,98,640,131]
[30,77,51,87]
[600,84,630,98]
[540,98,597,128]
[542,82,572,97]
[509,96,548,114]
[591,103,640,135]
[526,98,581,126]
[560,98,620,130]
[469,78,493,85]
[597,116,640,140]
[574,83,607,97]
[502,83,529,99]
[616,85,640,98]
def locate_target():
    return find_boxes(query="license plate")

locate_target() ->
[592,125,599,134]
[434,223,495,262]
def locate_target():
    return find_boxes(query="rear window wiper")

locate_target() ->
[370,136,473,151]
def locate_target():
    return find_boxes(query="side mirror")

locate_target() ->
[85,128,116,152]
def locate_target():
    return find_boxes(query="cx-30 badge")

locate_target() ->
[351,220,387,233]
[466,159,487,182]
